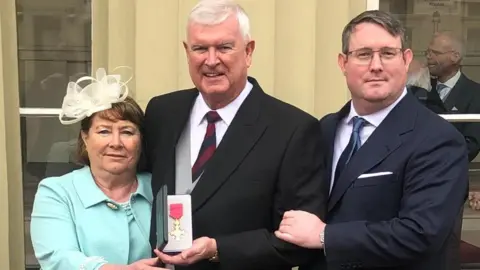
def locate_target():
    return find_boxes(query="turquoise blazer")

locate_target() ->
[30,166,153,270]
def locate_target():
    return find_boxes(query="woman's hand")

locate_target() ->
[100,258,167,270]
[127,257,167,270]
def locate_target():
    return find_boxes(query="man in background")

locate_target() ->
[426,31,480,161]
[407,59,444,113]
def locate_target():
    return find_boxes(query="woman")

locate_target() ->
[30,68,166,270]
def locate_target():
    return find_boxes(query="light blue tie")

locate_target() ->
[436,83,448,101]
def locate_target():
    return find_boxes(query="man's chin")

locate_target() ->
[200,83,230,95]
[427,67,438,76]
[362,93,391,103]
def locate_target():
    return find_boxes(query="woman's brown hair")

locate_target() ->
[75,96,145,166]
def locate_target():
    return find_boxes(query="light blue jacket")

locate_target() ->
[30,166,153,270]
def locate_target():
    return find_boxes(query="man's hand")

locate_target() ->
[274,210,326,249]
[155,237,217,265]
[469,191,480,210]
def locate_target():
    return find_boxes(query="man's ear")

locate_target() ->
[402,48,414,71]
[183,41,192,64]
[246,40,255,55]
[338,53,347,76]
[245,40,256,68]
[451,51,461,64]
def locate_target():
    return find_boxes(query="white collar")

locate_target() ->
[439,70,461,89]
[192,81,253,126]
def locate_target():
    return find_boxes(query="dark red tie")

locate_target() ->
[192,111,221,182]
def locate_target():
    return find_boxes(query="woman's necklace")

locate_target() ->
[94,178,138,201]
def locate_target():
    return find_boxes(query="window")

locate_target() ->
[15,0,92,268]
[466,28,480,55]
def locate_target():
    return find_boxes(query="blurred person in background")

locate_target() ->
[406,59,445,113]
[426,31,480,162]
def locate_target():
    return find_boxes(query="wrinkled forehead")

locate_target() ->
[349,22,402,50]
[186,16,242,44]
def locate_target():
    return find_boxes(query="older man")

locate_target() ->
[144,0,325,270]
[406,59,445,113]
[276,10,468,270]
[426,31,480,161]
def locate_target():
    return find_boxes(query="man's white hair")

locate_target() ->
[407,66,432,91]
[188,0,251,41]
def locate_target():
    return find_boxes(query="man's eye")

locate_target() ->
[357,52,371,58]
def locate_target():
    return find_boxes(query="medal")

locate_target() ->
[169,203,185,240]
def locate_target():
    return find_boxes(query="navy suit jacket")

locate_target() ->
[302,92,469,270]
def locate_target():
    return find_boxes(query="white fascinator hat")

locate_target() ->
[59,67,132,125]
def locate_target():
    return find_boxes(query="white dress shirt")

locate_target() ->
[329,88,407,193]
[189,81,253,166]
[164,82,253,270]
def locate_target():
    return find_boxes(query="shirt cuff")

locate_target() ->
[323,225,327,256]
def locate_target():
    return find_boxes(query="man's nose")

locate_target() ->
[425,50,433,59]
[369,53,383,71]
[205,48,220,66]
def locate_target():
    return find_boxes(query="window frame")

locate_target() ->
[19,108,62,116]
[365,0,480,124]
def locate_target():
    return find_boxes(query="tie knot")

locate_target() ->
[436,83,447,92]
[352,116,366,133]
[206,111,221,123]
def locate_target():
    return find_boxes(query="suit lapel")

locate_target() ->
[160,91,198,195]
[327,94,416,212]
[444,74,465,111]
[443,74,467,111]
[323,104,350,192]
[190,77,267,212]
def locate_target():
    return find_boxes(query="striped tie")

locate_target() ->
[436,83,448,101]
[192,111,221,182]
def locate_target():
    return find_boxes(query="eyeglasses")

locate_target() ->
[346,47,403,65]
[424,49,454,57]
